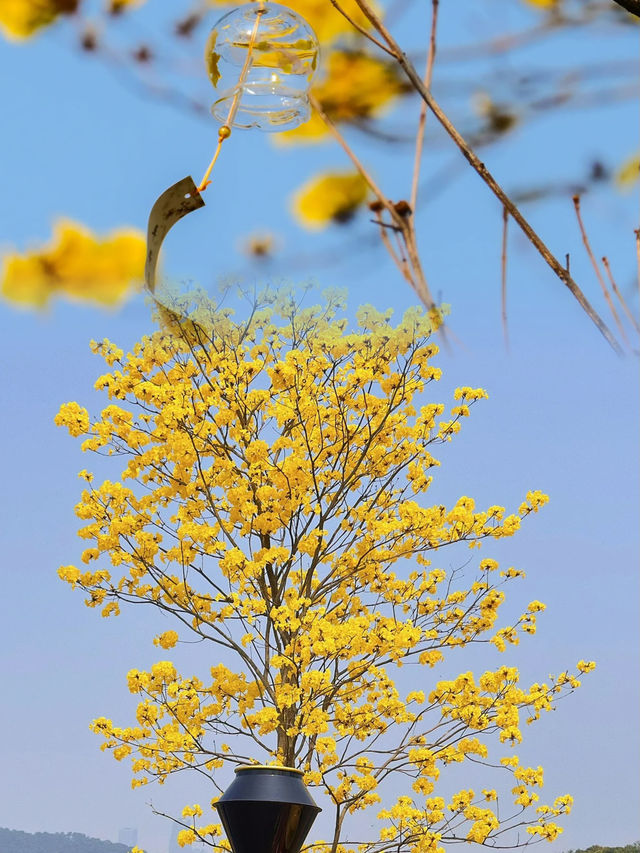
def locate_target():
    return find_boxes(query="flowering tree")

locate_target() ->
[56,290,594,851]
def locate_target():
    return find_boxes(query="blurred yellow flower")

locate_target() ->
[278,49,410,144]
[109,0,147,12]
[615,153,639,189]
[1,219,145,308]
[522,0,557,7]
[292,171,370,228]
[0,0,78,40]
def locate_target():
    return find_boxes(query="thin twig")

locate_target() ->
[401,219,437,312]
[310,93,437,310]
[373,210,405,272]
[327,0,395,55]
[346,0,622,353]
[309,94,398,224]
[635,229,640,324]
[309,95,435,308]
[410,0,439,213]
[572,195,626,344]
[601,256,637,337]
[501,205,509,351]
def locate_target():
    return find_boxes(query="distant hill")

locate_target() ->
[1,830,636,853]
[0,828,134,853]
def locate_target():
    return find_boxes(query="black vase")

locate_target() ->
[215,765,321,853]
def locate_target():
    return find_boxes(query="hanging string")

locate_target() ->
[197,2,266,192]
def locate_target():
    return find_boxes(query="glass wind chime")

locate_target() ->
[144,1,319,293]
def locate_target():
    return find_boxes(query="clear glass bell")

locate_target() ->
[205,2,319,132]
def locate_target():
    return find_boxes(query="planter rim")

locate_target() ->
[234,764,304,775]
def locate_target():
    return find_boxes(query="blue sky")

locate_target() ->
[0,2,638,853]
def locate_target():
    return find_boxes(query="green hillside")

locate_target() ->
[0,828,134,853]
[1,830,636,853]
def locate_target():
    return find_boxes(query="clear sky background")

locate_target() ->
[0,2,638,853]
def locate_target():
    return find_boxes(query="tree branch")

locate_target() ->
[349,0,623,353]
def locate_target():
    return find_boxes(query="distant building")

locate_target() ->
[118,827,138,848]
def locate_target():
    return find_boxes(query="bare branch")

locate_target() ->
[347,0,623,352]
[410,0,439,213]
[601,256,639,340]
[572,195,626,346]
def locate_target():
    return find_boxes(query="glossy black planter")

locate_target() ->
[215,766,321,853]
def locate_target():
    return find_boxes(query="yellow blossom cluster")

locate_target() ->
[56,290,591,848]
[154,630,179,649]
[0,0,149,40]
[1,219,145,308]
[427,664,588,744]
[615,153,640,189]
[375,757,571,848]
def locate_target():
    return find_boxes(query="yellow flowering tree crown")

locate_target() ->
[56,289,593,851]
